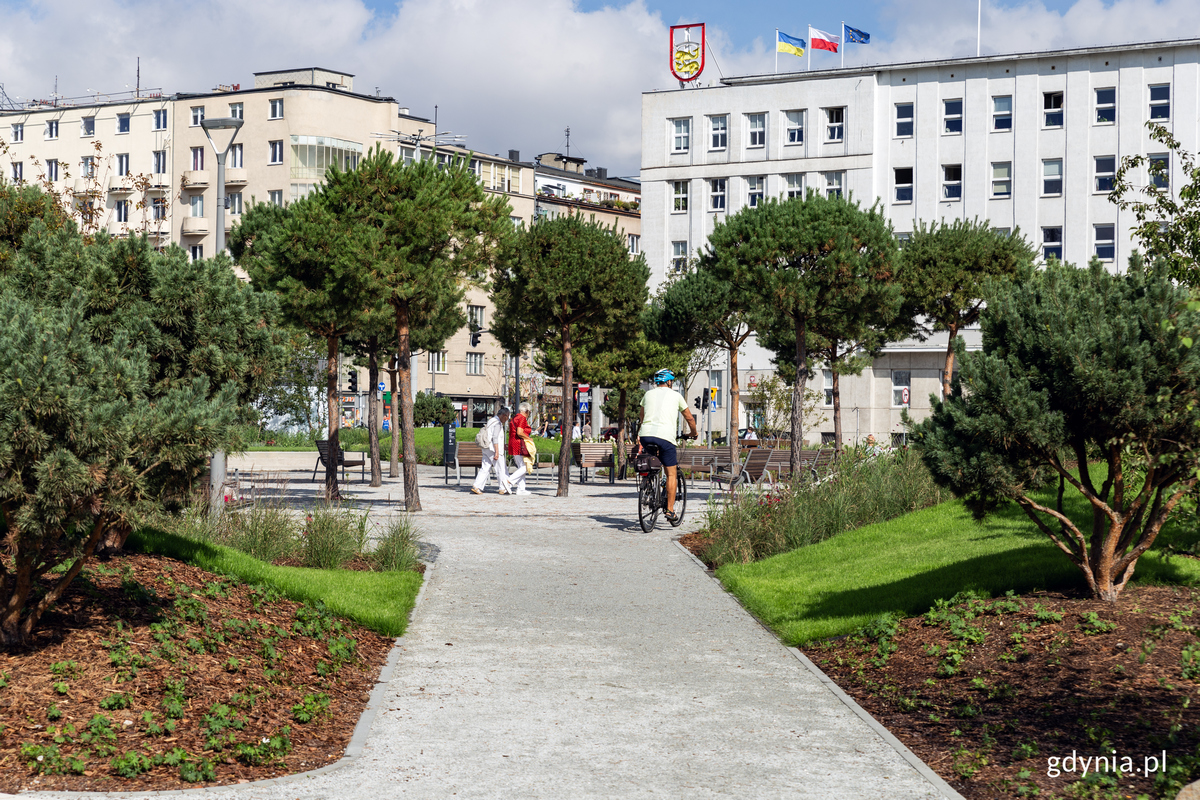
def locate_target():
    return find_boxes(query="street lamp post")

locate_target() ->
[200,116,245,518]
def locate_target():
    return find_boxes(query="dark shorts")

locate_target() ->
[639,436,678,468]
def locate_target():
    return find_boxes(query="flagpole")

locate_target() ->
[807,25,811,71]
[775,29,779,74]
[841,22,845,68]
[977,0,982,56]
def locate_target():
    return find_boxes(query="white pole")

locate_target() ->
[977,0,982,57]
[841,22,845,68]
[775,28,779,74]
[807,25,811,71]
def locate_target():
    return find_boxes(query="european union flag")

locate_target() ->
[844,25,870,44]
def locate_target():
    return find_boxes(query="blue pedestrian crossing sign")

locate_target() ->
[579,400,590,413]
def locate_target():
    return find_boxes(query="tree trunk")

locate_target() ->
[395,303,422,511]
[790,315,808,476]
[616,388,628,477]
[942,320,960,401]
[368,337,382,487]
[326,334,341,503]
[389,353,400,478]
[558,321,573,497]
[728,346,741,467]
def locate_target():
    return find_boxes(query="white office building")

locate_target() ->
[641,37,1199,447]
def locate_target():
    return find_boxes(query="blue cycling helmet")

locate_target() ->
[653,369,675,384]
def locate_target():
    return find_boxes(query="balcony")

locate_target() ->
[72,177,99,195]
[147,173,171,193]
[108,175,134,194]
[224,168,248,185]
[181,217,209,235]
[182,169,209,188]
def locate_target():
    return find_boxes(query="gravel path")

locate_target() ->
[22,452,959,799]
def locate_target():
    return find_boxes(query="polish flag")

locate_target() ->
[809,26,839,52]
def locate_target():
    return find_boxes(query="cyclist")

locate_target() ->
[638,369,699,524]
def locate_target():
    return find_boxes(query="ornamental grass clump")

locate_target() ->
[702,449,943,568]
[368,515,421,573]
[301,506,368,570]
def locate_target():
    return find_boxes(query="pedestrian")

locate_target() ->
[471,407,512,495]
[571,420,582,440]
[744,426,758,441]
[582,418,593,439]
[508,402,534,495]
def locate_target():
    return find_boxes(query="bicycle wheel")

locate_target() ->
[638,473,660,533]
[670,470,687,527]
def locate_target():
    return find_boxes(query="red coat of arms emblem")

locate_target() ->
[670,23,705,83]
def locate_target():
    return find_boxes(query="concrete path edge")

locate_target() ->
[670,538,966,800]
[14,559,436,798]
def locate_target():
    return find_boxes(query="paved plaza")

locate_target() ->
[20,451,959,799]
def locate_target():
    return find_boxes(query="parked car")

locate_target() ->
[600,426,619,441]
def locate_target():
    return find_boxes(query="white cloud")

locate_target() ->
[1,0,1197,176]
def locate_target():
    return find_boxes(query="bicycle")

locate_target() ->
[633,438,691,533]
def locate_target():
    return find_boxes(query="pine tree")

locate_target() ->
[492,215,649,496]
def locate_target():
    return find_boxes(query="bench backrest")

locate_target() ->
[315,440,344,466]
[740,448,774,481]
[456,442,484,466]
[575,442,615,465]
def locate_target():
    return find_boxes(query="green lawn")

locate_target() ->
[129,528,422,637]
[716,479,1200,646]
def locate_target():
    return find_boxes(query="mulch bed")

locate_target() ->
[806,586,1200,798]
[0,552,394,792]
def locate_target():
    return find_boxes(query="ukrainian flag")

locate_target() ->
[777,31,805,58]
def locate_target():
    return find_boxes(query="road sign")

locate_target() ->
[901,387,910,405]
[378,381,385,392]
[579,400,590,413]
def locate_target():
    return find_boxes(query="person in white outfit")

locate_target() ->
[472,407,511,495]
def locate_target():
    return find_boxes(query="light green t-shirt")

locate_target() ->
[639,386,688,441]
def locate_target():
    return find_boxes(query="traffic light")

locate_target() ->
[693,395,708,411]
[348,372,358,392]
[694,396,701,410]
[469,330,481,347]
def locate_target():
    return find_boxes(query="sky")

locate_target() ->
[2,0,1198,176]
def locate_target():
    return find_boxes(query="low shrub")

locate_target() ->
[370,516,420,572]
[703,448,944,567]
[301,506,368,570]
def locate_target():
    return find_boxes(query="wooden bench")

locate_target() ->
[312,440,366,483]
[713,447,773,492]
[766,449,838,485]
[572,442,616,484]
[453,442,484,485]
[676,446,733,490]
[738,438,759,449]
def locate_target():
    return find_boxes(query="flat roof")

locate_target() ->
[646,36,1200,92]
[253,67,354,77]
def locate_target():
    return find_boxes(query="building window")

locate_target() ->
[269,190,283,206]
[153,109,167,130]
[1042,227,1063,261]
[894,167,913,203]
[747,113,766,147]
[190,245,203,262]
[671,241,688,273]
[825,107,844,142]
[229,102,243,120]
[892,371,911,407]
[269,99,284,119]
[824,171,843,199]
[230,143,243,169]
[468,304,485,330]
[1149,84,1170,120]
[81,156,95,178]
[10,123,23,142]
[823,370,833,406]
[991,162,1012,197]
[785,173,804,199]
[116,153,130,176]
[1149,154,1169,189]
[117,113,131,134]
[466,352,484,376]
[943,99,963,134]
[992,227,1011,236]
[747,175,765,207]
[1094,224,1115,261]
[896,232,912,247]
[628,234,640,254]
[44,120,58,139]
[942,164,962,200]
[710,115,727,149]
[992,96,1012,130]
[228,192,243,215]
[428,351,447,374]
[895,103,913,137]
[1095,88,1116,123]
[1094,156,1115,192]
[1043,91,1064,127]
[81,116,95,137]
[190,106,204,126]
[115,199,130,223]
[152,198,166,220]
[190,194,204,217]
[672,180,689,212]
[269,140,284,164]
[46,159,58,181]
[785,110,804,144]
[671,118,690,153]
[11,162,22,182]
[1043,159,1063,195]
[710,178,726,210]
[151,150,166,174]
[191,147,204,171]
